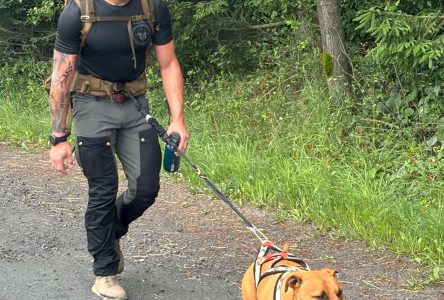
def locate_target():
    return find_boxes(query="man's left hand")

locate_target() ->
[167,121,189,156]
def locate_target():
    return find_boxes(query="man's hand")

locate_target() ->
[167,121,189,156]
[50,142,73,174]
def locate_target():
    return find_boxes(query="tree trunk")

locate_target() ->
[316,0,352,95]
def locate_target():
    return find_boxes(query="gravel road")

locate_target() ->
[0,145,443,300]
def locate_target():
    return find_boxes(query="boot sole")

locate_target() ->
[91,285,127,300]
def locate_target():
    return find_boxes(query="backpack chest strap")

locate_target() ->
[80,14,151,23]
[80,13,153,69]
[77,0,156,68]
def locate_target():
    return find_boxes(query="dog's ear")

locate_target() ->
[323,268,339,277]
[284,272,303,292]
[282,242,289,252]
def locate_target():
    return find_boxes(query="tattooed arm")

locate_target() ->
[49,50,77,174]
[50,50,77,135]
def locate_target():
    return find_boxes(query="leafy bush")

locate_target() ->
[351,2,443,150]
[167,0,315,75]
[0,0,57,63]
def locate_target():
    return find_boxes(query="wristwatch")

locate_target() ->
[48,134,68,146]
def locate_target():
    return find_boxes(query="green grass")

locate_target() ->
[0,91,49,146]
[0,59,51,146]
[159,73,444,283]
[1,59,443,283]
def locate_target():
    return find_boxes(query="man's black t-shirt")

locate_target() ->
[54,0,173,82]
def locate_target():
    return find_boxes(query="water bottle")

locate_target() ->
[163,132,181,173]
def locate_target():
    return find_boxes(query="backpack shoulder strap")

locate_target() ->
[78,0,95,19]
[140,0,157,65]
[76,0,94,49]
[65,0,91,50]
[140,0,156,32]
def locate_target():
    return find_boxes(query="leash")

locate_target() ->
[129,93,269,243]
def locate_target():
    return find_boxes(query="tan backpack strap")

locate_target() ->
[77,0,94,49]
[79,0,95,22]
[127,21,137,69]
[93,15,149,22]
[140,0,149,16]
[140,0,155,32]
[148,0,155,23]
[86,0,95,18]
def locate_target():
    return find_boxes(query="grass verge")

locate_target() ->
[1,60,443,284]
[157,73,444,284]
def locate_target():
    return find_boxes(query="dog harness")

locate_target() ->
[254,241,310,300]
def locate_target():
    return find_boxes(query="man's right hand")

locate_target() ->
[50,142,73,174]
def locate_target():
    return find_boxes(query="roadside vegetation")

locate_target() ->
[0,0,443,284]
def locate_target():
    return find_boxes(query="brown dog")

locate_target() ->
[241,242,343,300]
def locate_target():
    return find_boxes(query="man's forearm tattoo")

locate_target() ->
[50,51,77,133]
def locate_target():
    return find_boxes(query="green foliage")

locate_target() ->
[27,0,61,25]
[0,0,57,63]
[351,2,444,153]
[342,0,443,144]
[355,6,444,70]
[167,0,315,75]
[0,0,59,24]
[194,0,228,20]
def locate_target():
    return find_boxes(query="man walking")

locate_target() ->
[48,0,188,299]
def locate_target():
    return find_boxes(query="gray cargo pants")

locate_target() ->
[72,93,161,276]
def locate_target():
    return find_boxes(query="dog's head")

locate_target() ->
[283,268,343,300]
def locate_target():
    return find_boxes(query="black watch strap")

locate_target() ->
[49,134,68,146]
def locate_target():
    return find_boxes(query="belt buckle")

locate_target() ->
[111,90,127,103]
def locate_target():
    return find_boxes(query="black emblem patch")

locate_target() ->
[132,21,152,46]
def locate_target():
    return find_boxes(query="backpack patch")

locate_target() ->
[132,20,152,47]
